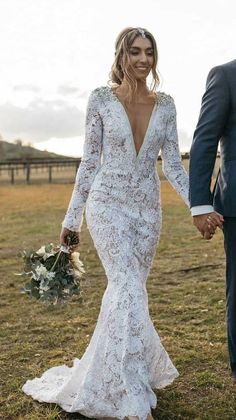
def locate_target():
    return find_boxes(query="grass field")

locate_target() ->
[0,182,235,420]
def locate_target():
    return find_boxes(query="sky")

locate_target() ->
[0,0,235,157]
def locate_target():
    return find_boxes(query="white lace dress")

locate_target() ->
[22,86,189,419]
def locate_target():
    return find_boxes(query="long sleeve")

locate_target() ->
[161,97,189,206]
[189,66,230,208]
[62,90,103,232]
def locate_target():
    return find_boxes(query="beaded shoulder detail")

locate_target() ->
[91,85,173,108]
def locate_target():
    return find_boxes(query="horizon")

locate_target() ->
[0,137,192,159]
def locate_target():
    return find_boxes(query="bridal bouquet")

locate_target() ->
[19,233,85,305]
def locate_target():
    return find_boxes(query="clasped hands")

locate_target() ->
[193,212,224,240]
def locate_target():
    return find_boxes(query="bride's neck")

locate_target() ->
[117,79,150,100]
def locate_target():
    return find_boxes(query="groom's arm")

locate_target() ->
[189,65,230,236]
[190,65,230,208]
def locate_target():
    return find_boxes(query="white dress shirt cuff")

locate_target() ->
[191,205,214,216]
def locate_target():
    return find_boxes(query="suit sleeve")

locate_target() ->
[189,66,230,207]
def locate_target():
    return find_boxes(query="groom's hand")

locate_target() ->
[193,212,224,239]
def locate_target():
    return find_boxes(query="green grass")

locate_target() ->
[0,182,235,420]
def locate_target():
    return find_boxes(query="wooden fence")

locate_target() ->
[0,158,81,184]
[0,154,220,185]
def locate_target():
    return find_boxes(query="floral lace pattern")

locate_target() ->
[22,86,189,420]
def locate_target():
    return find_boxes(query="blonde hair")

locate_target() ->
[109,27,160,101]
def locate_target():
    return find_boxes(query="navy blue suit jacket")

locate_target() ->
[189,59,236,216]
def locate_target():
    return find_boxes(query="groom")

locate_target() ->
[189,59,236,380]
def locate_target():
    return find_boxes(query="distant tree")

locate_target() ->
[0,135,4,159]
[14,138,23,146]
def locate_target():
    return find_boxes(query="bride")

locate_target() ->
[22,27,189,419]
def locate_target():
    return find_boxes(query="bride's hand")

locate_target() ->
[60,227,80,253]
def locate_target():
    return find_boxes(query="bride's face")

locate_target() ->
[128,36,154,81]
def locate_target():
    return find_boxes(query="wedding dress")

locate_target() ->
[22,86,189,419]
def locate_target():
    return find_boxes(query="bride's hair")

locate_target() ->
[109,27,160,101]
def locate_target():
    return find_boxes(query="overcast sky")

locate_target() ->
[0,0,235,156]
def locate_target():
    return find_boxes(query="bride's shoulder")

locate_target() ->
[89,85,112,101]
[156,92,176,117]
[86,86,112,110]
[156,91,175,107]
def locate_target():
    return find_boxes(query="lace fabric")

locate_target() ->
[22,86,189,419]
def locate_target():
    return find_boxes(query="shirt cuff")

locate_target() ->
[191,205,214,216]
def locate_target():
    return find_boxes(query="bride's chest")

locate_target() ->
[101,102,166,140]
[126,104,154,143]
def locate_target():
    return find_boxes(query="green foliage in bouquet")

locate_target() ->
[19,234,85,304]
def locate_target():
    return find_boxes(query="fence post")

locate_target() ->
[26,163,30,184]
[49,165,52,183]
[11,168,15,184]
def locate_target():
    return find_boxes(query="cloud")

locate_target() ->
[57,85,88,97]
[0,99,85,142]
[13,84,41,93]
[178,129,192,152]
[36,135,85,158]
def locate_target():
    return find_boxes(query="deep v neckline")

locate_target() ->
[110,87,158,160]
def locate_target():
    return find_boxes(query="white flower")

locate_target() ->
[73,269,83,278]
[39,271,55,293]
[36,244,55,260]
[36,246,46,256]
[71,252,85,273]
[39,283,50,292]
[34,264,56,280]
[35,265,48,277]
[46,271,56,280]
[71,252,81,264]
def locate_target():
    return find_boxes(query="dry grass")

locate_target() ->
[0,181,235,420]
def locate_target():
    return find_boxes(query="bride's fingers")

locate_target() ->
[206,221,216,231]
[206,217,222,231]
[206,217,217,227]
[208,213,223,229]
[204,220,216,234]
[203,230,214,240]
